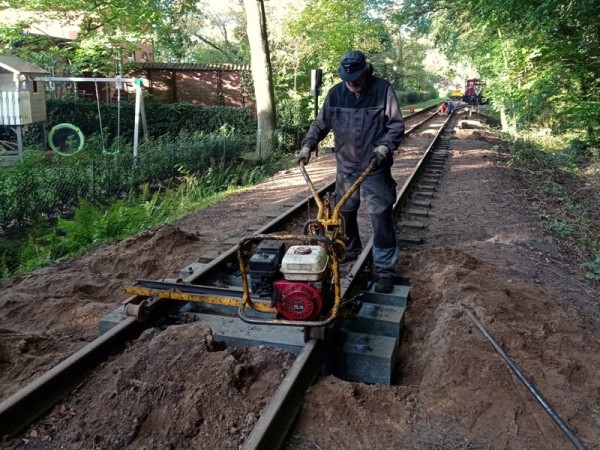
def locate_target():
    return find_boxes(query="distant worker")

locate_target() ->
[439,101,447,115]
[446,100,455,114]
[295,50,405,293]
[465,81,477,105]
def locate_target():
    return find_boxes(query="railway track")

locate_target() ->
[0,105,454,447]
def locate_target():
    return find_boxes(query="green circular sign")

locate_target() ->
[49,123,85,156]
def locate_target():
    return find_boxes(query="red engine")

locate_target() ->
[248,243,331,322]
[272,280,324,321]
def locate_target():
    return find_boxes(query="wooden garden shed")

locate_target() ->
[0,55,48,126]
[0,55,48,160]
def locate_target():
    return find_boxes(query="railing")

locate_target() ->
[0,91,32,125]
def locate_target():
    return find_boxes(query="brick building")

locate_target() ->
[126,62,255,111]
[3,9,254,111]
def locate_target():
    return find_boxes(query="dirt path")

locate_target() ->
[290,117,600,450]
[1,110,599,449]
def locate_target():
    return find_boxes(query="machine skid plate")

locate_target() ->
[124,282,275,313]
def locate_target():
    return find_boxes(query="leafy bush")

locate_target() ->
[8,99,258,148]
[276,97,310,152]
[397,90,431,105]
[0,129,256,229]
[2,161,270,280]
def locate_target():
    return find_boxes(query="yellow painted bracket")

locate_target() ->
[123,286,276,313]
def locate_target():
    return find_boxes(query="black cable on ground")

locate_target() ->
[465,309,587,450]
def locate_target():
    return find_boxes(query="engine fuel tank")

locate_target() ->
[280,245,329,281]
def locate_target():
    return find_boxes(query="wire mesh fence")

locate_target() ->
[0,130,255,230]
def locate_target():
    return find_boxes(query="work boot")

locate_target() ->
[339,251,359,264]
[374,276,394,294]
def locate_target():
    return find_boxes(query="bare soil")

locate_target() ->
[1,110,599,449]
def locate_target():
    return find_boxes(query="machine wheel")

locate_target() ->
[124,299,150,321]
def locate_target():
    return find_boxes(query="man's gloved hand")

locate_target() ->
[295,146,312,165]
[371,145,390,168]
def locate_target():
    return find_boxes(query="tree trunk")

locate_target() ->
[244,0,276,157]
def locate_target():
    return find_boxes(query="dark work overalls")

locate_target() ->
[302,75,405,278]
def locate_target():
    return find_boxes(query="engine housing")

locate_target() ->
[272,279,324,321]
[248,243,332,321]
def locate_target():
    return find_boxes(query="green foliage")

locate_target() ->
[397,90,432,105]
[54,201,105,253]
[582,254,600,281]
[373,35,439,93]
[548,220,572,236]
[2,0,200,74]
[155,0,247,62]
[0,128,258,229]
[271,0,439,99]
[275,97,310,152]
[13,100,257,148]
[506,138,548,167]
[1,158,271,280]
[281,0,389,74]
[506,136,596,172]
[0,239,20,278]
[13,195,162,274]
[400,0,600,138]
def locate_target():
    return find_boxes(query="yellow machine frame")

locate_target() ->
[124,161,375,328]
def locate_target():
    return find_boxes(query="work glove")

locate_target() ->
[371,145,390,168]
[295,146,312,165]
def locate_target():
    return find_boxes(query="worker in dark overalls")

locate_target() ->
[296,50,405,293]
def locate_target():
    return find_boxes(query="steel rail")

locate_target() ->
[0,107,440,440]
[0,315,149,437]
[242,111,451,450]
[466,310,587,450]
[0,168,340,440]
[241,338,329,450]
